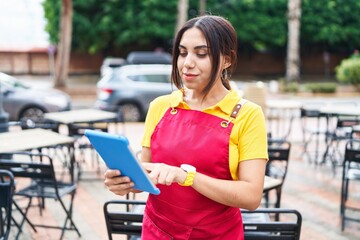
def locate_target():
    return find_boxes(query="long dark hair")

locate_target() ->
[171,15,238,96]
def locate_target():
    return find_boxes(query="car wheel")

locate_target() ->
[118,103,142,122]
[19,107,45,122]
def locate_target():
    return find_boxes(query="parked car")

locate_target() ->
[100,51,172,78]
[95,64,173,122]
[100,57,126,78]
[126,51,172,65]
[0,72,72,121]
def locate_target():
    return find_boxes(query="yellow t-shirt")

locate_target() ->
[141,89,268,180]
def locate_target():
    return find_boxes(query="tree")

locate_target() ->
[54,0,73,88]
[175,0,189,35]
[286,0,301,82]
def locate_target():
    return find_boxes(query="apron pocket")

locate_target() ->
[142,213,173,240]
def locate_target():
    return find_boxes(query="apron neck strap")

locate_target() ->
[230,98,247,119]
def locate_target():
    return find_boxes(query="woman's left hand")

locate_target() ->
[142,162,186,186]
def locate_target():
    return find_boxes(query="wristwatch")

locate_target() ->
[179,164,196,186]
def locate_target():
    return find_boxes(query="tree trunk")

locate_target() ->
[286,0,302,82]
[54,0,73,88]
[175,0,189,35]
[199,0,206,16]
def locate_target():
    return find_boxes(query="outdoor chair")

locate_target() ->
[0,170,15,240]
[300,106,327,164]
[67,121,109,181]
[263,140,291,210]
[103,199,303,240]
[0,152,81,240]
[242,208,302,240]
[340,140,360,231]
[324,116,360,171]
[19,119,60,132]
[103,200,146,240]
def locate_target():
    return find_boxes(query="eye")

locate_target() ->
[197,53,208,58]
[179,51,187,57]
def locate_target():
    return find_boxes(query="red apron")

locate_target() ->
[142,104,244,240]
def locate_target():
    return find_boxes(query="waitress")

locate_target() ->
[104,15,268,240]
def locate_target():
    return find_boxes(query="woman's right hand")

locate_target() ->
[104,169,136,196]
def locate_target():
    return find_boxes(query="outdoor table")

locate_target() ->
[45,109,119,180]
[319,105,360,164]
[44,108,118,126]
[0,128,76,182]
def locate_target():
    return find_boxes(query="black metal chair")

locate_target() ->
[263,140,291,210]
[340,140,360,231]
[103,200,302,240]
[103,200,146,240]
[324,117,360,171]
[0,152,81,240]
[300,106,327,164]
[0,170,15,240]
[242,208,302,240]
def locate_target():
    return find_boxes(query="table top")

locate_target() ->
[263,176,282,191]
[266,100,302,109]
[319,105,360,116]
[0,128,75,153]
[44,109,118,124]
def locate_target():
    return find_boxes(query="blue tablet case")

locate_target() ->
[84,129,160,195]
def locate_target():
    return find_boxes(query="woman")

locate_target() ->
[104,15,268,239]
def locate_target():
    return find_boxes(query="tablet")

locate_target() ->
[84,129,160,195]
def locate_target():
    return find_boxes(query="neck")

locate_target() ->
[184,85,229,110]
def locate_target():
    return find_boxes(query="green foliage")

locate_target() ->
[302,0,360,52]
[43,0,177,54]
[210,0,288,52]
[336,57,360,85]
[303,82,337,93]
[278,78,299,93]
[43,0,360,54]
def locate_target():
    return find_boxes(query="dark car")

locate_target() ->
[0,72,72,121]
[95,64,172,122]
[126,51,172,65]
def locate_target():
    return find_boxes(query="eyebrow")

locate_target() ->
[179,44,209,50]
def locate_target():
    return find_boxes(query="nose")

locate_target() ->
[183,54,195,68]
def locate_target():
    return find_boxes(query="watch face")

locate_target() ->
[181,164,196,172]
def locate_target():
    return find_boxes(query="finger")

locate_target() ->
[165,171,176,186]
[142,162,155,172]
[104,175,131,187]
[104,169,121,178]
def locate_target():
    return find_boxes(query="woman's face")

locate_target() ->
[177,27,213,92]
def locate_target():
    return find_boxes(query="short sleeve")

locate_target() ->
[141,96,171,147]
[238,104,268,161]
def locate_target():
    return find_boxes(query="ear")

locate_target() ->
[223,56,231,69]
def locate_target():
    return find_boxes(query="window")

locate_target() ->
[128,74,170,83]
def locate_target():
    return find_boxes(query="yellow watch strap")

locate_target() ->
[178,171,195,186]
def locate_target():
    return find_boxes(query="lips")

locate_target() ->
[183,73,198,81]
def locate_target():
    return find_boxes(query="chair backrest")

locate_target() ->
[267,141,291,184]
[20,119,60,132]
[0,152,56,186]
[0,169,15,240]
[344,140,360,165]
[103,200,146,240]
[242,208,302,240]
